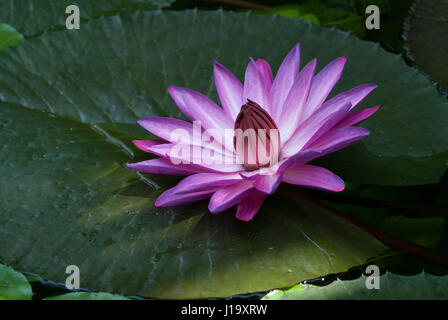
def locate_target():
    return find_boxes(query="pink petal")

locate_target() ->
[155,173,242,207]
[328,84,377,111]
[208,180,254,213]
[214,61,244,121]
[256,58,274,92]
[138,116,235,157]
[235,190,266,221]
[278,149,322,172]
[147,143,242,173]
[306,126,370,156]
[173,173,242,194]
[240,150,320,195]
[282,102,352,157]
[334,105,380,130]
[270,42,301,123]
[137,117,196,145]
[168,86,233,131]
[132,139,165,152]
[303,84,377,133]
[156,188,213,207]
[126,158,203,176]
[253,172,283,194]
[282,164,345,191]
[243,58,270,112]
[277,58,316,142]
[240,149,320,180]
[300,57,346,124]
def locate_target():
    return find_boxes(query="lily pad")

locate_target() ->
[0,264,32,300]
[0,9,447,298]
[45,292,129,300]
[0,0,174,37]
[404,0,448,93]
[262,272,448,299]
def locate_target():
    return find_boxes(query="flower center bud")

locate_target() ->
[234,99,280,171]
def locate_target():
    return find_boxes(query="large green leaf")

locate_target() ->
[0,264,32,300]
[0,0,174,38]
[262,272,448,299]
[404,0,448,93]
[0,9,446,298]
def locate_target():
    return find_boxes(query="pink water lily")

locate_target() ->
[127,42,380,221]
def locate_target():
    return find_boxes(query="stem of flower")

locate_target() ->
[285,185,448,269]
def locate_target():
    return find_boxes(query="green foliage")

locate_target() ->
[329,203,445,248]
[0,0,174,37]
[258,0,414,53]
[0,264,32,300]
[295,0,365,37]
[263,272,448,299]
[259,5,320,25]
[319,182,448,249]
[362,0,414,53]
[404,0,448,92]
[45,292,129,300]
[0,263,130,300]
[24,274,42,283]
[0,23,22,51]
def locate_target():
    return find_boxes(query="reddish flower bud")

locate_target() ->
[234,99,280,170]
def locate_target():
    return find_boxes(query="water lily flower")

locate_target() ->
[127,42,379,221]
